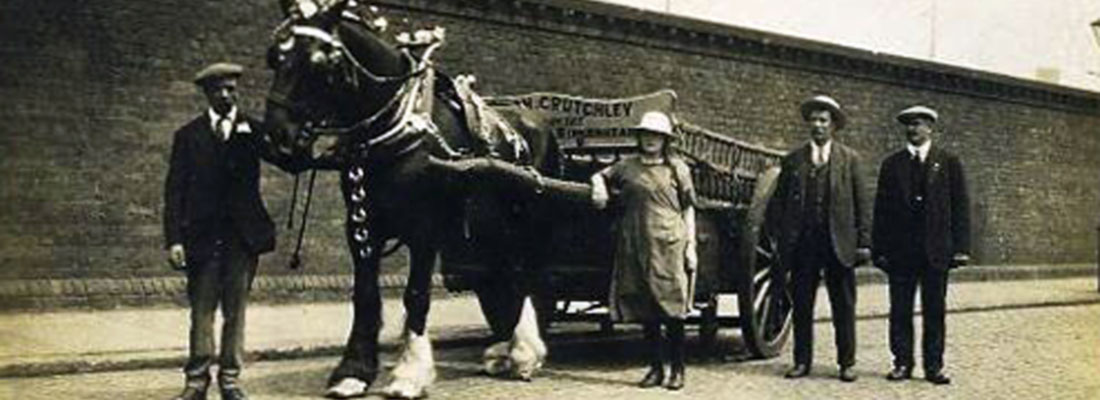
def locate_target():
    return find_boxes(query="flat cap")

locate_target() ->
[193,62,244,85]
[800,95,846,129]
[896,105,938,124]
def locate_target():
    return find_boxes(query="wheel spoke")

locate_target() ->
[753,267,769,286]
[755,244,773,261]
[760,285,773,325]
[753,279,771,312]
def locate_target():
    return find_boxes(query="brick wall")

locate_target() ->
[1,0,1098,291]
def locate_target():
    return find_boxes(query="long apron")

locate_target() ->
[603,157,696,322]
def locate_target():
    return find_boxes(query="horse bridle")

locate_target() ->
[271,11,440,268]
[267,16,432,140]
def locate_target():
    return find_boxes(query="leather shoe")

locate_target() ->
[171,387,206,400]
[220,387,248,400]
[926,371,951,385]
[783,364,811,379]
[638,366,664,388]
[665,367,685,391]
[839,366,858,382]
[886,366,913,381]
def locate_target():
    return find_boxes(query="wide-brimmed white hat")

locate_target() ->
[896,105,939,124]
[800,95,847,129]
[634,111,677,137]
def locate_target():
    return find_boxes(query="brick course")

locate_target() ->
[0,0,1097,299]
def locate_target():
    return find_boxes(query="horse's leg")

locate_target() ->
[507,202,550,381]
[473,265,522,343]
[326,172,383,399]
[402,242,436,336]
[381,242,437,399]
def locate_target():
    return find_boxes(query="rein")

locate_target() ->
[287,169,318,270]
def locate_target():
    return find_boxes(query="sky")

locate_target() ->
[591,0,1100,92]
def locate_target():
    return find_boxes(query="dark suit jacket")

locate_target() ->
[773,141,871,268]
[163,113,304,262]
[872,145,970,272]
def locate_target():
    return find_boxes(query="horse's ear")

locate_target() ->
[316,0,350,28]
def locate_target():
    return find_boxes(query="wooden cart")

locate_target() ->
[441,92,793,359]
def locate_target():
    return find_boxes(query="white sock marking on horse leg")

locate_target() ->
[509,296,547,381]
[383,324,436,399]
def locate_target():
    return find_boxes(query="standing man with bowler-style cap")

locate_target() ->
[164,62,305,400]
[772,95,871,382]
[873,105,970,385]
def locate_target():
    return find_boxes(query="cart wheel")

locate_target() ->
[737,166,792,359]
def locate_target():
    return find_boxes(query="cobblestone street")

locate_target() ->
[6,301,1098,400]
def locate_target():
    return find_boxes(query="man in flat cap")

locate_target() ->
[873,105,969,385]
[165,62,306,400]
[772,95,870,382]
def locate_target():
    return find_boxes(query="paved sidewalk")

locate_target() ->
[1,276,1097,378]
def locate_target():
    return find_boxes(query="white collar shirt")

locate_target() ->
[907,141,931,163]
[810,140,832,166]
[208,107,238,141]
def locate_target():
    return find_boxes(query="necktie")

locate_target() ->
[813,147,825,166]
[910,152,925,205]
[217,117,232,141]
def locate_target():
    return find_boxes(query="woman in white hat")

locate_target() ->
[591,111,697,391]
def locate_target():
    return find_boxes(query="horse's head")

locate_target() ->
[263,0,409,153]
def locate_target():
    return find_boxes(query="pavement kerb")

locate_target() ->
[3,288,1098,379]
[0,263,1094,311]
[0,327,492,380]
[851,263,1095,285]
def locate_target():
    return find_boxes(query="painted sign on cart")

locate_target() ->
[486,90,677,150]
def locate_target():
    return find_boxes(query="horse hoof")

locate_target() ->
[382,380,427,399]
[482,341,512,376]
[325,377,369,399]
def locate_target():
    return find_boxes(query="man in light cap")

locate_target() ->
[873,105,969,385]
[165,62,306,400]
[772,95,870,382]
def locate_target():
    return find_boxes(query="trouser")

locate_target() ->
[183,235,258,390]
[643,318,685,371]
[888,262,949,373]
[790,238,857,368]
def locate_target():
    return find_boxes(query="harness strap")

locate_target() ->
[288,169,318,270]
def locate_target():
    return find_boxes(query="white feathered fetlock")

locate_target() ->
[381,329,436,399]
[509,297,548,381]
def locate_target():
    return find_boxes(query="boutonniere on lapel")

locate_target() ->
[235,121,252,135]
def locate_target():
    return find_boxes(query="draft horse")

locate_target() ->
[262,1,558,398]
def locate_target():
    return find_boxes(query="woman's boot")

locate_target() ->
[665,319,685,390]
[638,321,664,388]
